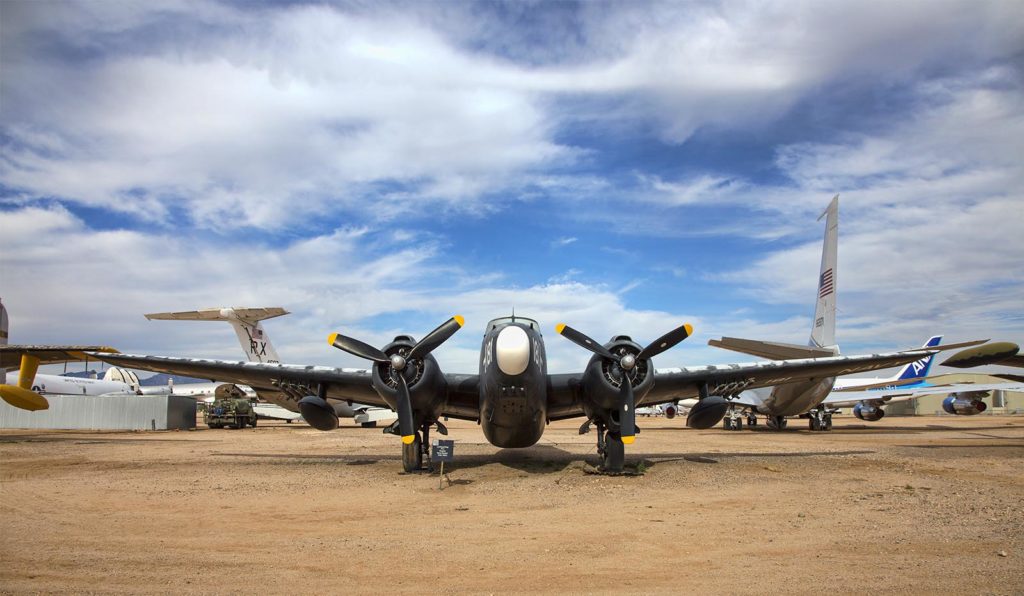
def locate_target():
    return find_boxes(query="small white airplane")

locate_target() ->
[142,307,395,426]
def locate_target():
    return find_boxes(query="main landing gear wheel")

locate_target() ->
[723,417,734,430]
[602,431,625,474]
[747,413,758,428]
[809,416,821,431]
[402,432,423,473]
[733,417,743,431]
[768,415,787,430]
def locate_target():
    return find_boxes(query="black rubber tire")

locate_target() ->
[809,417,820,431]
[824,416,833,431]
[603,432,625,473]
[361,421,378,428]
[723,417,733,430]
[734,417,743,431]
[402,433,423,473]
[747,415,758,427]
[250,417,257,428]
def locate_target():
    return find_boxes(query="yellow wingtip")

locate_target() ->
[684,323,693,336]
[402,435,416,445]
[454,315,465,327]
[327,332,338,346]
[0,385,50,412]
[555,323,566,335]
[622,435,635,445]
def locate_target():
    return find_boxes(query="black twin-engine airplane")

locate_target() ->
[92,314,946,473]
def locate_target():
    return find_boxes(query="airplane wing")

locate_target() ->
[86,352,484,420]
[546,350,942,419]
[1,345,119,370]
[821,380,1024,408]
[643,351,941,405]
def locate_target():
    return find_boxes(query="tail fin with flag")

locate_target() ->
[810,195,839,351]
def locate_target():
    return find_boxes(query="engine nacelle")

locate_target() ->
[578,337,655,415]
[298,395,339,431]
[853,402,885,421]
[663,404,677,419]
[942,395,988,416]
[371,337,446,417]
[686,396,729,429]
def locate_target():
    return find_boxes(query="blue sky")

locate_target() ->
[1,0,1022,376]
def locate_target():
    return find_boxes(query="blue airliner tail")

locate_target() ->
[893,335,942,382]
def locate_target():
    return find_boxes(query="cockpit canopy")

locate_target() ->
[487,316,540,332]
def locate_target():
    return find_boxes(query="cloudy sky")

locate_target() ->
[2,0,1022,377]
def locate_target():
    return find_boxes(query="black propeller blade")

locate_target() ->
[555,324,615,359]
[409,316,465,360]
[328,315,464,444]
[556,322,694,444]
[329,333,388,363]
[619,371,635,444]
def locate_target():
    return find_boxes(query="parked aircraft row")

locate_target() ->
[2,196,1021,474]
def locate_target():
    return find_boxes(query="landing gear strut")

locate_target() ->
[602,431,625,474]
[807,409,833,431]
[593,421,626,474]
[723,406,745,430]
[767,415,788,430]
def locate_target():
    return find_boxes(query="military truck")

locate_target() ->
[204,385,257,429]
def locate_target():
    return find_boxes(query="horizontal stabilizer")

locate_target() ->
[145,307,289,323]
[708,337,835,360]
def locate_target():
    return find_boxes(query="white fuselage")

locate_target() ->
[5,372,137,397]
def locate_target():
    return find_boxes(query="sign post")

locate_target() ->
[431,439,455,489]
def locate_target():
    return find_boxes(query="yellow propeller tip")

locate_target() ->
[555,323,566,334]
[622,436,635,445]
[401,435,416,444]
[327,332,338,346]
[684,323,693,336]
[454,315,465,327]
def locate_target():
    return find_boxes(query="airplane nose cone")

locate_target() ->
[495,326,530,376]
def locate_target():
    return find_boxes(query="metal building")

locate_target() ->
[0,394,196,430]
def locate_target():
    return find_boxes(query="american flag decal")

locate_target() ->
[252,327,264,339]
[819,268,834,298]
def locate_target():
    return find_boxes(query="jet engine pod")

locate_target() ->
[663,404,677,419]
[853,402,885,421]
[686,396,729,429]
[942,396,988,416]
[298,395,340,430]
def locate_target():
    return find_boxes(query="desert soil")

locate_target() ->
[2,415,1022,595]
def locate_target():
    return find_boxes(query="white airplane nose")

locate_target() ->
[495,325,530,376]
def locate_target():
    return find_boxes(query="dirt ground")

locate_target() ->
[2,415,1022,595]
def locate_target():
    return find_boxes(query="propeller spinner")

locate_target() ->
[556,323,693,444]
[328,315,464,444]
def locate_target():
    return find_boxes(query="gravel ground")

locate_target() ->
[2,415,1022,594]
